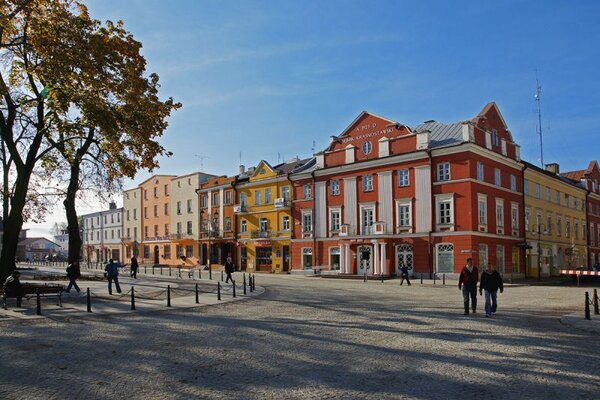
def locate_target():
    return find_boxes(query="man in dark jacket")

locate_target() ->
[104,259,122,295]
[130,257,139,279]
[458,258,479,315]
[3,271,26,307]
[65,262,81,293]
[399,262,411,286]
[224,257,234,283]
[479,264,504,317]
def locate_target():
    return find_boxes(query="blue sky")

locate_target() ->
[26,0,600,237]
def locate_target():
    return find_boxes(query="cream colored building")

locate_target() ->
[122,187,142,260]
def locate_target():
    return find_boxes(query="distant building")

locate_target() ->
[17,229,61,261]
[81,202,124,263]
[53,229,69,258]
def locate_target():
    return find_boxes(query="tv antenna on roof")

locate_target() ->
[194,154,208,170]
[311,140,316,154]
[534,72,544,167]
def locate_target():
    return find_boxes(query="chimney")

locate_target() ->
[545,163,560,174]
[239,165,245,174]
[109,201,117,210]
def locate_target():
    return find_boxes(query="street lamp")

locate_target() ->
[200,209,218,280]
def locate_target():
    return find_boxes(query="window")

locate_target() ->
[213,193,219,207]
[104,215,107,224]
[565,193,570,207]
[525,208,531,232]
[133,209,137,220]
[187,199,193,213]
[492,129,499,146]
[225,191,232,205]
[259,218,268,232]
[546,214,553,233]
[111,229,114,239]
[134,227,137,240]
[154,225,159,237]
[545,187,551,202]
[186,245,193,257]
[201,195,207,208]
[479,244,489,268]
[176,201,182,215]
[126,210,130,221]
[566,218,571,238]
[478,194,487,226]
[477,162,484,181]
[144,226,148,239]
[591,223,596,245]
[225,217,231,231]
[496,199,504,228]
[361,206,375,235]
[254,190,261,205]
[510,175,516,191]
[494,168,501,186]
[153,187,158,198]
[154,205,158,217]
[496,245,504,273]
[241,220,247,233]
[557,216,562,237]
[187,221,193,235]
[575,220,579,240]
[398,169,410,187]
[524,180,529,195]
[329,247,341,270]
[165,224,169,235]
[144,190,148,200]
[363,175,373,192]
[127,228,130,238]
[302,247,313,269]
[281,186,290,201]
[303,185,311,199]
[176,222,182,234]
[511,204,519,232]
[265,188,272,204]
[555,190,560,204]
[143,245,150,259]
[164,184,169,196]
[282,216,290,231]
[330,180,340,195]
[164,203,169,216]
[397,201,411,228]
[111,214,114,223]
[535,184,541,199]
[437,163,450,181]
[176,245,183,258]
[583,223,587,241]
[329,208,341,232]
[362,141,372,155]
[240,193,247,206]
[163,245,171,259]
[436,195,453,225]
[302,211,313,233]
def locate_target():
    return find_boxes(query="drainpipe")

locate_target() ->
[287,172,293,272]
[521,163,528,276]
[585,189,590,268]
[311,170,317,270]
[425,149,434,280]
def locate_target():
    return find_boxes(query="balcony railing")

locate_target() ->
[169,232,195,240]
[234,204,247,213]
[274,198,290,209]
[251,230,270,238]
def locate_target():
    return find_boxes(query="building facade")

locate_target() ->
[235,159,307,272]
[290,103,525,276]
[82,202,124,263]
[122,187,142,261]
[523,162,588,276]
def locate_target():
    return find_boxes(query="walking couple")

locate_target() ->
[458,258,504,317]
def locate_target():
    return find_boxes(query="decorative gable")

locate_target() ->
[249,160,277,182]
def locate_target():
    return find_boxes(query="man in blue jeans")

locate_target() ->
[458,258,479,315]
[480,264,504,317]
[104,259,122,295]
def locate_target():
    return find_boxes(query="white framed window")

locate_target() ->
[478,194,487,226]
[330,180,340,196]
[240,192,247,206]
[302,210,313,233]
[524,180,529,195]
[566,217,571,238]
[511,203,519,232]
[525,208,531,232]
[265,188,272,204]
[176,201,182,215]
[187,199,193,213]
[240,220,247,233]
[360,204,375,235]
[282,216,290,231]
[535,184,541,199]
[259,218,268,232]
[437,163,450,181]
[281,186,290,201]
[494,168,501,186]
[213,193,219,207]
[435,194,454,226]
[396,199,412,230]
[496,245,505,273]
[479,243,489,269]
[225,217,231,231]
[176,222,182,234]
[362,141,372,155]
[329,208,341,233]
[254,190,261,205]
[187,221,193,234]
[545,187,551,202]
[225,191,232,205]
[201,195,207,208]
[546,214,553,233]
[496,199,504,228]
[302,247,313,269]
[557,216,562,237]
[303,184,311,200]
[492,129,499,146]
[477,162,484,181]
[329,247,341,270]
[398,169,410,187]
[362,175,373,192]
[510,175,516,191]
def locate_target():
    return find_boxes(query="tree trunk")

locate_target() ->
[64,163,82,265]
[0,166,34,282]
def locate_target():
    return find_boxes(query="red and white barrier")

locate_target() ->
[560,270,600,276]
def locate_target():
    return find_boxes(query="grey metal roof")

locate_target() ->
[290,157,317,174]
[413,121,464,149]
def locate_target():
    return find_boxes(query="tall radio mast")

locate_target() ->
[534,74,544,167]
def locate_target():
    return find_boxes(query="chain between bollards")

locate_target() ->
[218,282,221,301]
[36,289,41,316]
[86,288,92,312]
[167,285,171,307]
[243,273,247,295]
[585,291,591,320]
[131,287,136,310]
[233,281,236,298]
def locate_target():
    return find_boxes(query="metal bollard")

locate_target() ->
[421,273,423,284]
[433,274,436,285]
[195,284,199,304]
[243,273,247,295]
[233,281,236,298]
[145,265,147,274]
[169,267,172,277]
[36,289,41,316]
[381,273,384,283]
[178,267,181,278]
[87,288,92,312]
[161,267,163,276]
[253,274,256,291]
[217,282,221,301]
[199,269,202,280]
[209,267,212,280]
[577,273,580,288]
[221,270,224,282]
[443,274,446,285]
[594,289,599,315]
[585,291,591,320]
[131,287,136,310]
[167,285,171,307]
[249,276,253,293]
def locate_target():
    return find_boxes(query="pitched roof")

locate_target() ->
[274,157,312,174]
[560,170,586,181]
[413,121,465,149]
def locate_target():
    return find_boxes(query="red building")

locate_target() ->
[562,160,600,267]
[290,103,526,276]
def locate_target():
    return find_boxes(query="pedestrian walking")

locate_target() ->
[65,262,81,293]
[104,259,122,295]
[224,256,234,283]
[3,271,25,307]
[399,262,411,286]
[479,264,504,317]
[130,257,139,279]
[458,258,479,315]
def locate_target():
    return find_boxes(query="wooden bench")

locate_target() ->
[2,282,64,309]
[177,266,196,279]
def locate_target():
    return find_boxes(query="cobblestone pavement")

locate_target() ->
[0,275,599,399]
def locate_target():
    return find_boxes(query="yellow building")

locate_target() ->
[235,159,309,272]
[523,162,587,277]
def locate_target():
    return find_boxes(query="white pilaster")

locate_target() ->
[381,243,387,275]
[373,242,379,275]
[340,244,345,273]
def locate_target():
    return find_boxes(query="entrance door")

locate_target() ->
[282,246,290,272]
[395,244,414,275]
[153,245,159,264]
[361,207,375,235]
[356,245,372,275]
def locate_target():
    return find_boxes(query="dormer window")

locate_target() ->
[492,129,499,146]
[362,141,372,155]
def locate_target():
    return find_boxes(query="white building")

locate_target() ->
[123,187,142,260]
[82,202,124,263]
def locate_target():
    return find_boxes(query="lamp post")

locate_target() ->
[200,209,218,280]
